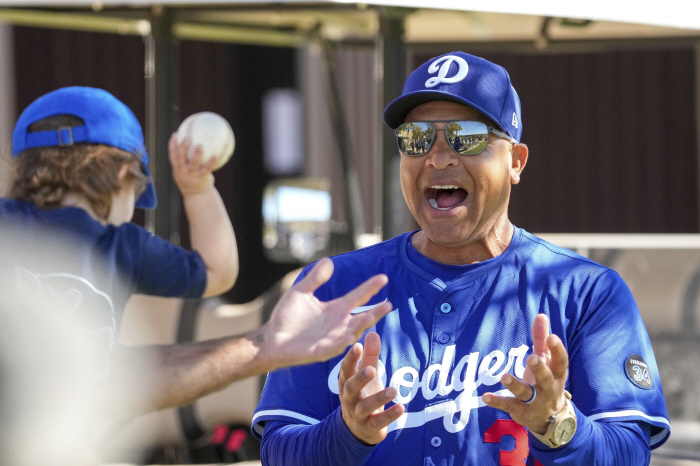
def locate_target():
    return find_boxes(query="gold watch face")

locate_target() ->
[554,417,577,445]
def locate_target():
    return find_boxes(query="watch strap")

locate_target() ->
[529,390,577,448]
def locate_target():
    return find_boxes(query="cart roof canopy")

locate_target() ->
[0,0,698,46]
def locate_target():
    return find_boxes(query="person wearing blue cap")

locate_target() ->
[254,52,669,465]
[0,86,392,418]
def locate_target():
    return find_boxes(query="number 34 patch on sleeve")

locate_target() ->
[625,354,653,389]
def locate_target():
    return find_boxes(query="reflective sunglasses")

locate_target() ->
[394,120,516,157]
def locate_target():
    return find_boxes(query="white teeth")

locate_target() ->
[431,185,459,190]
[428,199,451,211]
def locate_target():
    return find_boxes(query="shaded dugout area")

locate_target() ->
[12,27,699,301]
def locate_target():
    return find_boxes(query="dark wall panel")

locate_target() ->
[415,48,698,233]
[13,27,146,127]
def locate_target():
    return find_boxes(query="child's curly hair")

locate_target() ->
[10,115,150,220]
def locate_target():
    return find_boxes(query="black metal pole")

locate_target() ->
[145,6,180,244]
[379,9,410,240]
[146,6,208,442]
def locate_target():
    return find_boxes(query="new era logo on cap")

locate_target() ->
[383,51,523,142]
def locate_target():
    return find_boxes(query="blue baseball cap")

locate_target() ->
[383,51,522,142]
[12,86,157,209]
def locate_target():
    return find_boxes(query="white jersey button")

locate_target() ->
[440,303,451,313]
[431,436,442,447]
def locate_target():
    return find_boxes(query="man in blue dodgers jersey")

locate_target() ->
[254,52,670,465]
[0,86,392,417]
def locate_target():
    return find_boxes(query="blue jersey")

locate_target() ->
[253,227,669,465]
[0,198,207,376]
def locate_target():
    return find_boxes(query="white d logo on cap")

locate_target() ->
[425,56,469,88]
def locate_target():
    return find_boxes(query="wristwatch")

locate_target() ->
[529,390,577,448]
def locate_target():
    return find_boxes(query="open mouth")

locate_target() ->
[426,185,468,211]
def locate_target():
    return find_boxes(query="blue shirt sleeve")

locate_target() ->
[261,407,375,466]
[529,403,651,465]
[564,269,669,446]
[113,223,207,298]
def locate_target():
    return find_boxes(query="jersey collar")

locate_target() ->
[399,227,523,286]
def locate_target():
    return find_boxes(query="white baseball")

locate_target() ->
[176,112,235,170]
